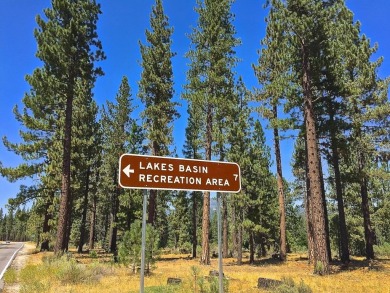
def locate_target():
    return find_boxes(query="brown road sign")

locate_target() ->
[119,154,241,193]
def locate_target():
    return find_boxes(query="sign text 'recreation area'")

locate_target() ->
[119,154,241,193]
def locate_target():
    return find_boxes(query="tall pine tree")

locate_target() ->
[138,0,178,226]
[184,0,239,265]
[30,0,105,254]
[100,76,138,254]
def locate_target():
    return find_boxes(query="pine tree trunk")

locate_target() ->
[305,187,315,263]
[200,191,210,265]
[273,105,286,261]
[147,189,157,225]
[260,237,267,257]
[249,232,255,264]
[40,192,54,251]
[88,194,97,250]
[332,147,349,262]
[328,106,350,263]
[192,192,197,258]
[78,167,90,253]
[126,191,132,230]
[109,187,120,254]
[55,90,73,255]
[237,222,242,265]
[64,202,73,252]
[200,104,213,265]
[109,213,118,254]
[103,211,110,251]
[304,118,315,264]
[231,201,237,257]
[301,40,329,274]
[40,210,51,251]
[359,153,375,260]
[318,156,332,262]
[148,142,160,225]
[222,194,229,258]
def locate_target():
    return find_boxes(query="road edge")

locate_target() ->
[0,243,24,292]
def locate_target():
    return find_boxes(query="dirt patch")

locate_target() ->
[2,242,37,293]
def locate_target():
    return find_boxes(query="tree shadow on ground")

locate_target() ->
[157,255,194,262]
[330,258,390,274]
[73,249,114,263]
[224,257,286,267]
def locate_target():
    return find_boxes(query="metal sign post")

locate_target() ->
[217,193,224,293]
[140,189,148,293]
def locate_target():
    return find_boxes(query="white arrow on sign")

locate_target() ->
[123,164,135,178]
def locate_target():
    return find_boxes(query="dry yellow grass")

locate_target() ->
[9,249,390,293]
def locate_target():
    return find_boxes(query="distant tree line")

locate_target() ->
[0,207,30,242]
[0,0,389,276]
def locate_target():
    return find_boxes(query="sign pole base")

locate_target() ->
[140,189,148,293]
[217,193,224,293]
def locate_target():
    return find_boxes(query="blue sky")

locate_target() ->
[1,0,389,212]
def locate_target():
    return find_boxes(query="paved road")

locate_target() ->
[0,241,24,290]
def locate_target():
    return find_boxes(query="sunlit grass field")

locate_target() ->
[4,247,390,293]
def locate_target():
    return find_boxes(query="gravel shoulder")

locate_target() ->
[1,242,36,293]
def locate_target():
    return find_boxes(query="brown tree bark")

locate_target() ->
[40,192,54,251]
[236,221,243,265]
[200,191,211,265]
[200,103,213,265]
[332,147,350,262]
[359,153,375,260]
[328,104,350,263]
[55,89,73,255]
[301,40,329,274]
[40,210,51,251]
[148,141,160,225]
[318,157,332,262]
[249,232,255,264]
[88,194,97,250]
[231,201,237,257]
[304,179,315,264]
[273,105,287,261]
[78,167,91,253]
[192,192,198,258]
[147,189,157,225]
[222,194,229,258]
[109,186,120,254]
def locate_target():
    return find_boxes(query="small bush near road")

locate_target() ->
[17,254,113,293]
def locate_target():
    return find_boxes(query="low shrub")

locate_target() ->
[18,253,112,292]
[374,243,390,258]
[54,257,87,284]
[89,249,98,258]
[274,277,312,293]
[19,264,49,293]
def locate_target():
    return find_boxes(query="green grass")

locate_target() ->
[10,249,390,293]
[145,286,180,293]
[275,277,312,293]
[19,264,49,293]
[374,243,390,258]
[3,267,18,284]
[17,254,113,293]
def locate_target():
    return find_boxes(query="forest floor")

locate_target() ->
[2,244,390,292]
